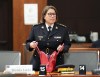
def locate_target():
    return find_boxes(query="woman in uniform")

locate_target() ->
[25,5,71,71]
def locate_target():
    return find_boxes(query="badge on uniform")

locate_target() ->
[54,36,61,39]
[38,36,43,41]
[79,65,86,75]
[55,26,58,29]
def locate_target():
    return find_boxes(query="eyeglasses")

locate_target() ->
[47,13,56,17]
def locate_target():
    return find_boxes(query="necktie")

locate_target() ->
[48,26,51,35]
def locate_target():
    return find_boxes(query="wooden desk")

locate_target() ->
[52,75,100,77]
[0,72,99,77]
[69,48,100,52]
[15,72,100,77]
[71,43,92,48]
[15,74,50,77]
[15,74,100,77]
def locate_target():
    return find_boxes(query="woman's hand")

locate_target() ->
[30,41,38,49]
[57,43,64,52]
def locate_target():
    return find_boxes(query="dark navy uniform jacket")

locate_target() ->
[26,22,71,71]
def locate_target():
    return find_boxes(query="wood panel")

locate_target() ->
[69,48,100,52]
[13,0,47,64]
[71,43,92,48]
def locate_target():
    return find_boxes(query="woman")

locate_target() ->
[25,5,71,71]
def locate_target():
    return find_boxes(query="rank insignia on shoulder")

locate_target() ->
[58,23,66,27]
[60,24,66,27]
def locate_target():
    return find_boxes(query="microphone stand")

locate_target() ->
[91,49,100,75]
[97,50,100,69]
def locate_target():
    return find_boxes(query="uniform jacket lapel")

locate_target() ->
[49,24,59,37]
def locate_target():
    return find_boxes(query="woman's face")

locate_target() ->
[44,9,56,25]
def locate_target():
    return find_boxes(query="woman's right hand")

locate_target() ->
[30,41,38,49]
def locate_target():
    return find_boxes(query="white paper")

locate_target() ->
[24,4,38,25]
[4,65,34,74]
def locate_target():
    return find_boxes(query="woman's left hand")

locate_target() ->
[57,43,64,52]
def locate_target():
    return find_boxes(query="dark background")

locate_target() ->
[0,0,13,50]
[48,0,100,40]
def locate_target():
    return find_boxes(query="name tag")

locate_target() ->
[4,65,34,74]
[38,36,43,40]
[79,65,86,75]
[39,65,47,76]
[54,36,61,39]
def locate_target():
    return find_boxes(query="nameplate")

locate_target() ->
[79,65,86,75]
[4,65,34,74]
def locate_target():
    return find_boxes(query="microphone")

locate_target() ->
[91,50,100,75]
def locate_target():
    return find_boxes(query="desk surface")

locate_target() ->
[15,72,100,77]
[0,72,100,77]
[15,74,100,77]
[0,74,99,77]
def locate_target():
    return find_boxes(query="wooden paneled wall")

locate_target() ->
[13,0,47,64]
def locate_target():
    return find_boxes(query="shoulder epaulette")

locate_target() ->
[33,23,38,26]
[57,23,67,27]
[33,23,42,26]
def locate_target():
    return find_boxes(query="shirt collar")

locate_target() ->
[45,23,54,31]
